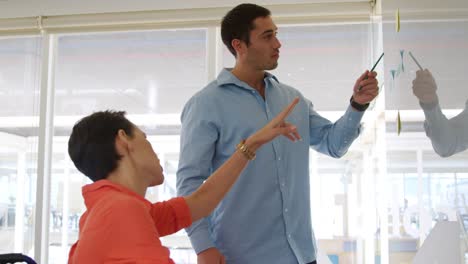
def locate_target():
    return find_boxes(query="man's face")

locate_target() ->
[244,16,282,70]
[128,126,164,186]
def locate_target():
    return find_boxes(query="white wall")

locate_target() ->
[381,0,468,13]
[0,0,367,19]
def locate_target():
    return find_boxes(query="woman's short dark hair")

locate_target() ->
[221,3,271,56]
[68,110,134,182]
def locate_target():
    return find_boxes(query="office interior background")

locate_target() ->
[0,0,467,263]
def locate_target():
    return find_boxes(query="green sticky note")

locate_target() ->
[397,110,402,135]
[396,9,400,32]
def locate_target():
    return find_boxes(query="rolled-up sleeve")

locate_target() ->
[309,98,364,158]
[150,197,192,237]
[422,101,468,157]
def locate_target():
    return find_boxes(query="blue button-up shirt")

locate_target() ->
[177,69,364,264]
[421,100,468,157]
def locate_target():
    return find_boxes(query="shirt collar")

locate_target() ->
[83,179,150,206]
[217,68,279,90]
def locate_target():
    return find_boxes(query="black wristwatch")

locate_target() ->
[350,96,369,112]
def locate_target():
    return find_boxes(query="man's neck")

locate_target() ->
[231,64,266,98]
[107,163,147,197]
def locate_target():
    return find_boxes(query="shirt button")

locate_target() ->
[288,234,292,238]
[278,157,281,161]
[285,208,288,213]
[281,183,285,187]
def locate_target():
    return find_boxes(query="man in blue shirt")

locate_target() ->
[412,69,468,157]
[177,3,379,264]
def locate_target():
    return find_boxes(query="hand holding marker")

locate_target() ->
[358,52,384,91]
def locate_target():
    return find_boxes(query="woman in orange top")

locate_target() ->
[67,98,300,264]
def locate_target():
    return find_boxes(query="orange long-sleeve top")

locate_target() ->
[68,179,192,264]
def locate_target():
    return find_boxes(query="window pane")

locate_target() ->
[383,9,468,262]
[0,37,42,257]
[48,29,207,264]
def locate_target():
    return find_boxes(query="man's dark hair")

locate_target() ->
[68,110,134,182]
[221,3,271,56]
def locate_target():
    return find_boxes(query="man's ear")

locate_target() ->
[231,39,244,57]
[115,129,130,156]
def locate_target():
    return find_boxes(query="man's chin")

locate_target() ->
[265,62,279,71]
[150,175,164,186]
